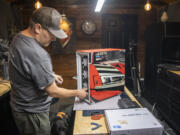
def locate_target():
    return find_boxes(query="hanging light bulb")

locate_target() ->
[144,0,152,11]
[60,14,70,31]
[161,5,168,22]
[35,0,42,9]
[161,11,168,22]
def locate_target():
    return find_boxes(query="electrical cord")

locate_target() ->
[164,128,175,135]
[160,120,178,135]
[151,102,156,114]
[164,129,171,135]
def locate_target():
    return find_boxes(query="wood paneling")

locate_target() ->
[51,39,101,89]
[18,3,158,79]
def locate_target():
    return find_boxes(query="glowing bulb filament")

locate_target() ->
[35,1,42,9]
[144,2,151,11]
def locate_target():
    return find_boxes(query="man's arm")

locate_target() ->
[54,74,63,85]
[45,81,88,99]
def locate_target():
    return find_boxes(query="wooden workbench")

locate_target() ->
[73,110,108,135]
[0,80,11,97]
[73,86,142,135]
[169,70,180,75]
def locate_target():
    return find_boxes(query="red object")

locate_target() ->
[77,48,123,53]
[91,114,103,120]
[90,90,122,101]
[89,64,102,89]
[77,48,125,103]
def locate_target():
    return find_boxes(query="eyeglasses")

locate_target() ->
[42,27,55,38]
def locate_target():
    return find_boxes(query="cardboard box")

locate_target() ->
[105,108,163,135]
[76,48,125,104]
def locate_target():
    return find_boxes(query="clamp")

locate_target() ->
[91,111,103,120]
[91,122,102,130]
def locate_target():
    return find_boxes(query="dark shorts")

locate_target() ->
[12,111,51,135]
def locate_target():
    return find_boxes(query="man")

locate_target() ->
[8,7,88,135]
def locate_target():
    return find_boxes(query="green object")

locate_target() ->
[12,111,51,135]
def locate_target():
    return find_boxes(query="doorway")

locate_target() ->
[102,14,138,91]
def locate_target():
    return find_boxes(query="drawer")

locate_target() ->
[157,79,171,97]
[171,91,180,108]
[172,79,180,91]
[171,105,180,126]
[157,72,172,84]
[157,97,171,116]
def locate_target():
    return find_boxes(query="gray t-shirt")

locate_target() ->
[9,33,55,113]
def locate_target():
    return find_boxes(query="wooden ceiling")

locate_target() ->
[10,0,180,7]
[55,0,178,5]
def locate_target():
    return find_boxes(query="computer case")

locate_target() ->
[76,48,125,104]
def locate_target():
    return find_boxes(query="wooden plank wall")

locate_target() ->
[51,39,101,89]
[20,5,158,89]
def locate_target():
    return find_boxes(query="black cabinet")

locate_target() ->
[156,68,180,134]
[0,92,19,135]
[144,22,180,104]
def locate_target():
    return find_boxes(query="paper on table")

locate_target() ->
[73,95,121,110]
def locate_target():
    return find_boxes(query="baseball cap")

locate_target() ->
[32,7,67,39]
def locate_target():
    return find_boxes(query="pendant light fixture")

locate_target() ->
[144,0,152,11]
[59,13,72,48]
[161,5,168,22]
[35,0,42,9]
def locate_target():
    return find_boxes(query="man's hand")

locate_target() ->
[54,74,63,85]
[77,88,88,100]
[45,82,88,99]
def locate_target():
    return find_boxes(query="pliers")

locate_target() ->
[91,122,102,130]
